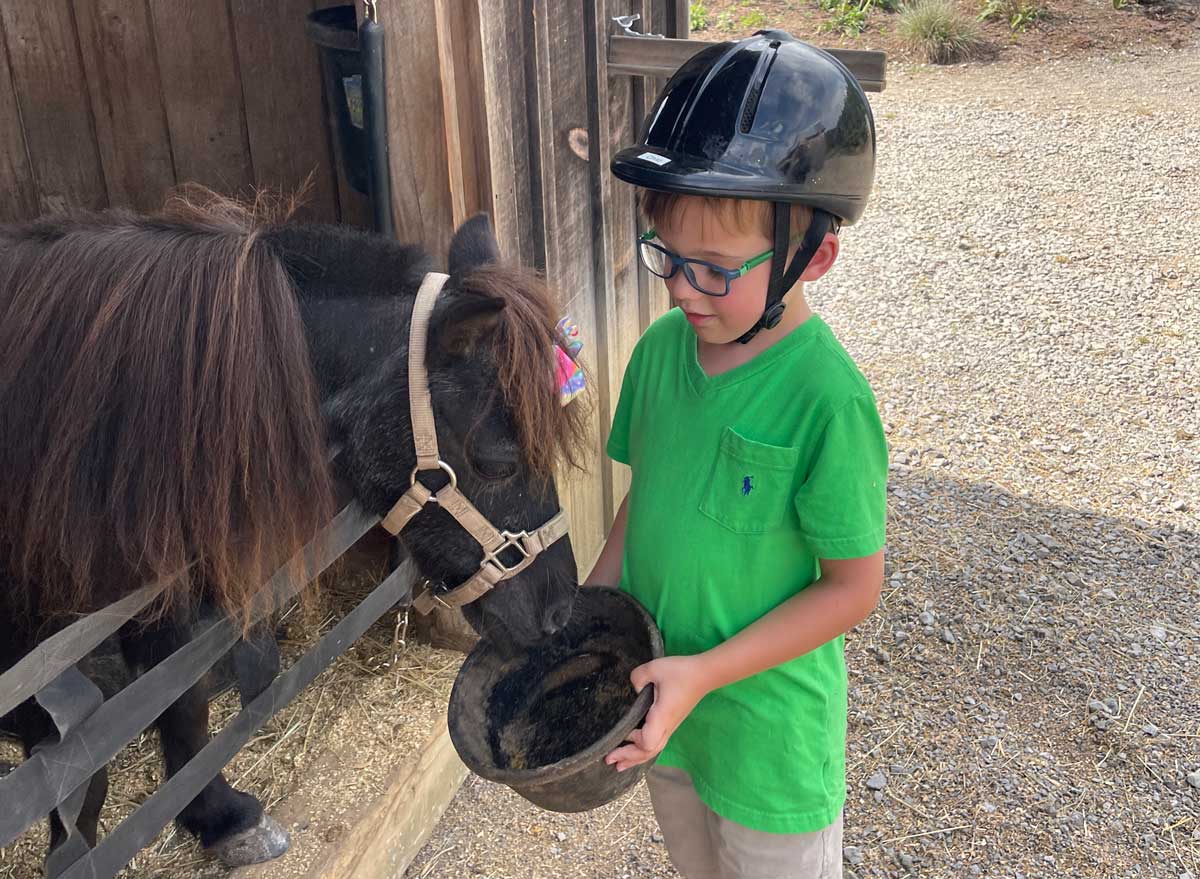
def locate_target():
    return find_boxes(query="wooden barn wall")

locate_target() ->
[0,0,360,223]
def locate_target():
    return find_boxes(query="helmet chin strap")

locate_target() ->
[735,206,832,345]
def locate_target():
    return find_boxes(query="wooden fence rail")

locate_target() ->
[0,503,407,879]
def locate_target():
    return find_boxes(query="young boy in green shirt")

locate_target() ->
[584,32,887,879]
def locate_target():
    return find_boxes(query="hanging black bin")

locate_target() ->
[306,5,369,196]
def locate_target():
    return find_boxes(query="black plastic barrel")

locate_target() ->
[448,588,664,813]
[305,6,368,195]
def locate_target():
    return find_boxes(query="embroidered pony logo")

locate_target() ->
[742,475,754,496]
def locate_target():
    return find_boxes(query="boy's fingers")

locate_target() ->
[630,662,654,692]
[606,743,655,771]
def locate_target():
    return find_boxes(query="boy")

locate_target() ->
[584,32,886,879]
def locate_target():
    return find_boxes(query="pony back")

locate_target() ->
[0,190,334,627]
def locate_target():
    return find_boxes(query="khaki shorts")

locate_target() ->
[646,765,843,879]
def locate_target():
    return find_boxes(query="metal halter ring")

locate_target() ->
[410,460,457,503]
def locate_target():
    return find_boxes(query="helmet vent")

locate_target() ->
[738,46,779,135]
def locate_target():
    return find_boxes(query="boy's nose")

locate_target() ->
[666,271,696,302]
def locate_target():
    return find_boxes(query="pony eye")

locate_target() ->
[474,459,518,482]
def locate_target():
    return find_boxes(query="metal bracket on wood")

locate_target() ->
[612,13,664,39]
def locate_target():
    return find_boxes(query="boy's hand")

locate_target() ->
[604,655,713,772]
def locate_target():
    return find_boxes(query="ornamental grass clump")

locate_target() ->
[899,0,985,63]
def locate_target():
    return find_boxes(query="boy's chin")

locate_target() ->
[690,320,750,345]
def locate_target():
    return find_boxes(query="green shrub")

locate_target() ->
[898,0,984,63]
[739,9,769,27]
[979,0,1045,31]
[690,2,710,31]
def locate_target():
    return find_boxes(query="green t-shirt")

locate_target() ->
[607,307,888,834]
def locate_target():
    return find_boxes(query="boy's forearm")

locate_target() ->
[697,555,883,692]
[583,494,629,586]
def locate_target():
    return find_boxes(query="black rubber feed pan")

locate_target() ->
[448,587,664,812]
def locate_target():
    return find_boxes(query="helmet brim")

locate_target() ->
[611,145,866,225]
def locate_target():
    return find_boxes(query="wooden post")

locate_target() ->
[530,0,607,570]
[374,0,455,260]
[475,0,540,267]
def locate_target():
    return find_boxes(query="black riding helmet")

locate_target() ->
[611,30,876,343]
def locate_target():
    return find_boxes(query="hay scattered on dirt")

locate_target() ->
[1,563,462,879]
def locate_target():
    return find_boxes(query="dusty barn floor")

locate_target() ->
[406,44,1200,879]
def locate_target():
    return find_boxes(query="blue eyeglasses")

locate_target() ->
[637,229,778,297]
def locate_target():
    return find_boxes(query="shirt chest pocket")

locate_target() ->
[698,427,800,534]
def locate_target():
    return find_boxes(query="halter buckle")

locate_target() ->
[481,530,535,578]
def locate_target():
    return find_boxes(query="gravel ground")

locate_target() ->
[407,44,1200,879]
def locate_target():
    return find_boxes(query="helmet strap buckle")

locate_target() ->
[736,205,831,345]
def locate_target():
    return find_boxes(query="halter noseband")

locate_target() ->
[378,272,570,615]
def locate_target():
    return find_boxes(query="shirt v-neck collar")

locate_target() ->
[682,311,827,398]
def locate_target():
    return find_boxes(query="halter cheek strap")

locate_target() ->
[378,272,570,615]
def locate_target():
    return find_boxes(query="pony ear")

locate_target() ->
[432,290,506,360]
[448,213,500,275]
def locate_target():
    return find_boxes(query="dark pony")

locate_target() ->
[0,189,588,869]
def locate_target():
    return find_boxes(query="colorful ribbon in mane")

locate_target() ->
[555,317,585,406]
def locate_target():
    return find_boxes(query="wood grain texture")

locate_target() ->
[230,0,338,221]
[377,0,453,260]
[434,0,490,228]
[0,0,106,213]
[531,0,606,570]
[588,0,648,519]
[0,11,37,220]
[476,0,538,267]
[72,0,175,212]
[149,0,253,192]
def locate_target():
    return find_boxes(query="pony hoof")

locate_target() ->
[209,814,290,866]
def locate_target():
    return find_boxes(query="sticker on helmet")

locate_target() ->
[638,152,671,166]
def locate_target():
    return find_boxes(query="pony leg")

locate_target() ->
[8,698,108,861]
[120,623,289,866]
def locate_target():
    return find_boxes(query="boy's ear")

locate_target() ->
[798,232,840,283]
[431,289,506,361]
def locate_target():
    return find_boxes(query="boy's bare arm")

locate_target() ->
[582,494,629,586]
[698,551,884,691]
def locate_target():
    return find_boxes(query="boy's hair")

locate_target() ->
[639,190,828,242]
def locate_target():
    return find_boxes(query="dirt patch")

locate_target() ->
[697,0,1198,63]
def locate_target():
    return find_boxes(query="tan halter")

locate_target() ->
[379,272,570,615]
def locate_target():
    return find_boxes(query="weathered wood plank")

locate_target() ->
[531,0,606,570]
[300,719,467,879]
[376,0,454,259]
[608,35,887,91]
[230,0,338,221]
[476,0,539,267]
[150,0,253,191]
[0,0,106,213]
[434,0,491,228]
[629,3,673,330]
[0,12,37,221]
[588,0,647,518]
[72,0,176,212]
